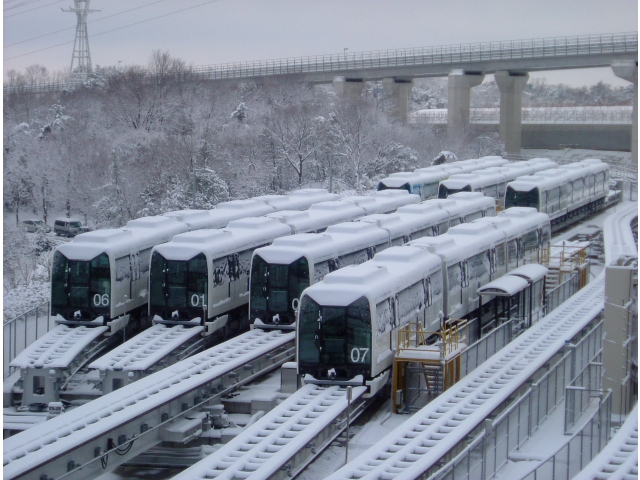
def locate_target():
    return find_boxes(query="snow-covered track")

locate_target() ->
[3,329,295,480]
[575,404,638,480]
[326,272,605,480]
[603,201,638,265]
[173,384,368,480]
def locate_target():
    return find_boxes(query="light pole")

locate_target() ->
[328,153,346,193]
[192,167,216,209]
[343,48,348,61]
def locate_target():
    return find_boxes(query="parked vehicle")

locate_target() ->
[22,219,51,233]
[53,218,85,237]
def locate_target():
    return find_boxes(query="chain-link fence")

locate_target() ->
[3,301,52,379]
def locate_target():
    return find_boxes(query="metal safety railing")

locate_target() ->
[521,391,612,480]
[414,106,634,125]
[565,361,603,433]
[3,301,53,379]
[4,32,637,94]
[429,315,604,480]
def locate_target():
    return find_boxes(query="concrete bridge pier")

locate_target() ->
[382,77,414,122]
[611,61,638,165]
[447,70,485,130]
[333,76,366,98]
[495,71,529,154]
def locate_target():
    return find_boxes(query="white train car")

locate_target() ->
[250,193,497,329]
[49,189,339,328]
[51,216,189,331]
[504,159,609,229]
[473,207,552,267]
[250,222,393,328]
[148,200,373,335]
[377,157,509,200]
[296,207,551,393]
[297,246,444,393]
[149,217,292,337]
[437,158,558,206]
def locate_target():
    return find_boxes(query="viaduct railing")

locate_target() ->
[4,31,637,95]
[414,106,634,125]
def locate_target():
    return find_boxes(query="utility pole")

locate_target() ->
[63,0,100,85]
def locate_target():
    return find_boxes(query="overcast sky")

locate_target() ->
[3,0,638,86]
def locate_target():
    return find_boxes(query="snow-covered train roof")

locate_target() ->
[301,246,442,307]
[446,191,498,209]
[440,159,557,190]
[265,200,365,234]
[253,188,339,210]
[152,217,292,261]
[56,216,189,261]
[252,222,390,265]
[507,160,610,192]
[409,222,505,265]
[384,169,450,186]
[419,195,494,219]
[378,157,509,189]
[472,207,550,240]
[357,207,450,237]
[342,190,420,214]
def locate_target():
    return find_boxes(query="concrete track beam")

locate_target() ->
[333,77,366,98]
[447,70,485,130]
[495,71,529,154]
[382,77,414,122]
[612,61,638,165]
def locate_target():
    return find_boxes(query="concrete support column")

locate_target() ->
[382,77,414,122]
[447,70,485,130]
[495,71,529,154]
[333,76,366,99]
[612,61,638,165]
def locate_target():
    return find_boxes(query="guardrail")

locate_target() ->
[414,106,634,125]
[429,315,604,480]
[4,31,637,94]
[3,301,52,379]
[522,390,612,480]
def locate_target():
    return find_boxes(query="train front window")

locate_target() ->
[298,296,371,377]
[149,252,208,320]
[250,255,309,325]
[505,187,539,209]
[51,252,111,320]
[438,184,471,199]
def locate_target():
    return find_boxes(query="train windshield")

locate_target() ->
[149,252,208,321]
[250,254,309,326]
[438,184,471,198]
[505,186,539,209]
[298,295,371,379]
[377,182,412,194]
[51,251,111,320]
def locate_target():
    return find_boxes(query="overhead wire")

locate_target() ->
[4,0,63,16]
[5,0,169,48]
[4,0,48,11]
[5,0,222,61]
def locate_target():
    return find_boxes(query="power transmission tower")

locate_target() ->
[62,0,100,85]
